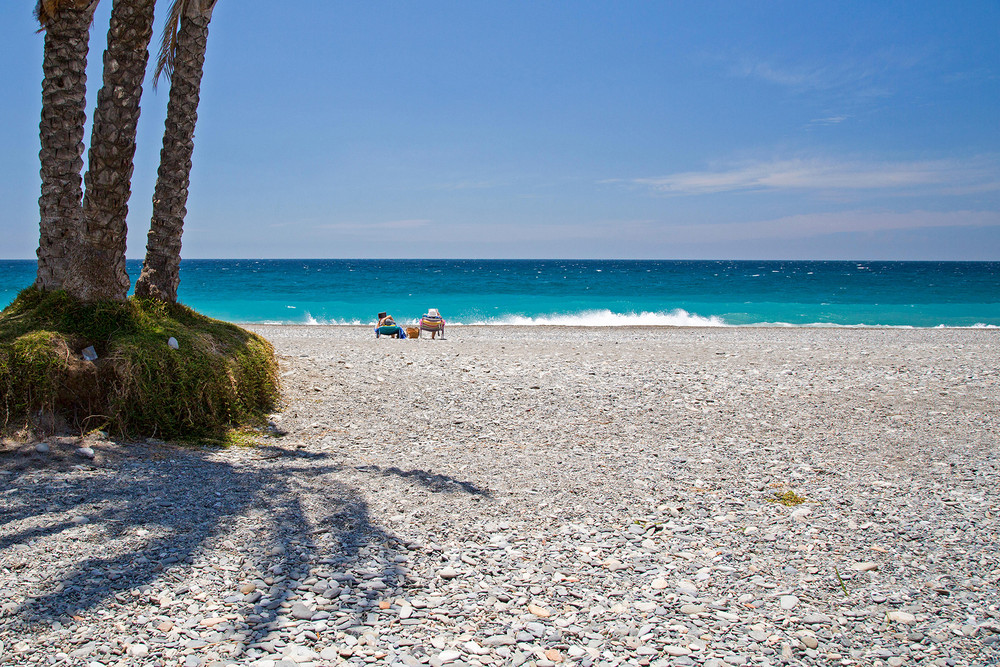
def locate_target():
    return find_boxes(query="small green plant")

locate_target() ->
[833,566,849,596]
[768,490,808,506]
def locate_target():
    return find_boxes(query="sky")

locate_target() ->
[1,1,998,260]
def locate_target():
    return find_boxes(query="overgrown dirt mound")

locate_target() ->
[0,288,279,439]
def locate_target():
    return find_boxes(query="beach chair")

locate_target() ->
[419,309,445,339]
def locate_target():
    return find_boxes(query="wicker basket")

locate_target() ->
[405,327,420,339]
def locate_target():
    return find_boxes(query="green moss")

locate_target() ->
[0,287,279,439]
[768,490,808,506]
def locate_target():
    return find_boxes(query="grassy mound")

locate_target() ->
[0,287,279,439]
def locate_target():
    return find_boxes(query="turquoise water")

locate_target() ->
[1,259,998,327]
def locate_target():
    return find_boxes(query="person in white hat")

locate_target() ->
[420,308,445,339]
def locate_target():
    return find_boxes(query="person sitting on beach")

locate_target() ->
[419,308,445,339]
[375,313,404,338]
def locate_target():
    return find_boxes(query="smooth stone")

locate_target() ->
[851,562,879,572]
[790,507,811,522]
[35,443,50,454]
[779,595,799,610]
[438,649,461,663]
[651,578,668,590]
[801,636,819,649]
[75,447,95,459]
[886,611,916,624]
[483,635,514,646]
[290,603,314,620]
[127,644,149,658]
[680,604,706,615]
[802,613,832,624]
[463,641,488,655]
[438,567,460,579]
[663,645,692,656]
[527,603,551,617]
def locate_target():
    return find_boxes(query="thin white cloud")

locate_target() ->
[318,219,432,231]
[630,157,1000,196]
[730,49,918,100]
[656,210,999,243]
[438,210,999,247]
[809,115,849,126]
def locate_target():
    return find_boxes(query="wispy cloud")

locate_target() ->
[316,219,432,232]
[429,180,504,191]
[628,157,1000,197]
[809,115,849,126]
[654,210,1000,243]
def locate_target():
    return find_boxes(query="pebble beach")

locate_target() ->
[1,325,998,667]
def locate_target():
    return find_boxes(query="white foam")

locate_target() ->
[247,310,998,329]
[466,309,727,327]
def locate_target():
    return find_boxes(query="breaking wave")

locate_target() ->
[468,309,726,327]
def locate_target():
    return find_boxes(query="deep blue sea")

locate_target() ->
[1,259,998,327]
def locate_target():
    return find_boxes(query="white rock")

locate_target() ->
[75,447,95,459]
[127,644,148,658]
[463,641,488,655]
[887,611,916,624]
[851,561,879,572]
[438,567,460,579]
[663,645,692,656]
[790,507,811,522]
[779,595,799,610]
[438,649,461,663]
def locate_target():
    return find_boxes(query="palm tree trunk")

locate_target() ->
[135,0,217,302]
[65,0,155,302]
[35,0,100,292]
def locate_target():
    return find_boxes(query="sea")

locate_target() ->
[1,259,998,328]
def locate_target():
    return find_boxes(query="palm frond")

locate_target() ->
[153,0,188,89]
[35,0,99,30]
[35,0,63,27]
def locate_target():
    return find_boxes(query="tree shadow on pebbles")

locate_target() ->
[0,441,482,654]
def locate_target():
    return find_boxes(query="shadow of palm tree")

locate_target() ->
[0,442,485,655]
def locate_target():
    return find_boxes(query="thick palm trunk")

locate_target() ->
[35,0,100,292]
[135,1,216,302]
[65,0,155,302]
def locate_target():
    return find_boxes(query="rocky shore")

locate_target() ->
[1,326,998,667]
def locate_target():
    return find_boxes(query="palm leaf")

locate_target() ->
[35,0,98,27]
[153,0,188,88]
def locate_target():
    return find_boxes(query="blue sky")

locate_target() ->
[1,1,998,259]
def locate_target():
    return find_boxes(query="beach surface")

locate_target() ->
[1,326,998,666]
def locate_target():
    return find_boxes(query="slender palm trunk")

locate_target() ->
[64,0,155,302]
[35,0,100,291]
[135,1,216,302]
